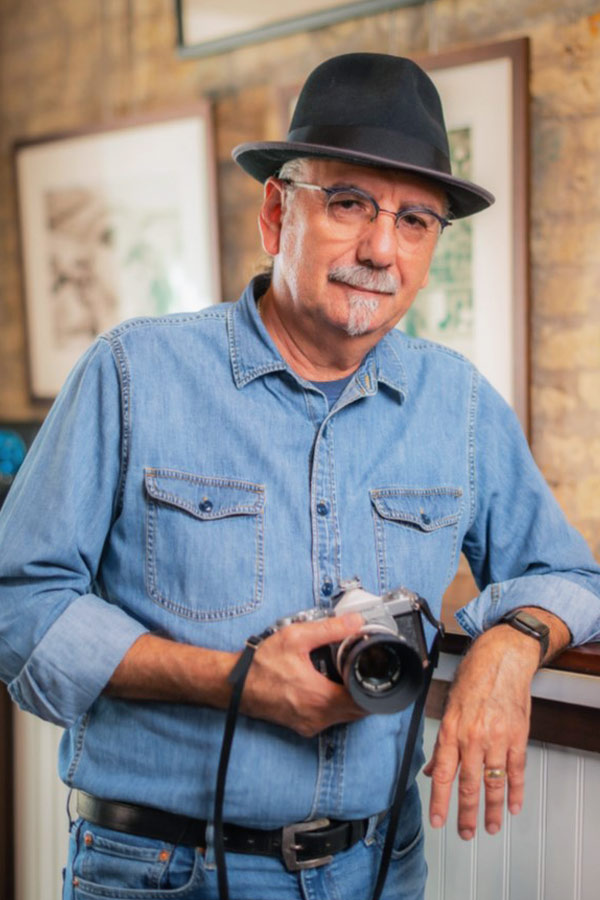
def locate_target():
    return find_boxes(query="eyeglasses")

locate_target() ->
[280,178,451,251]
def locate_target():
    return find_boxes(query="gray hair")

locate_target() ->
[277,157,312,182]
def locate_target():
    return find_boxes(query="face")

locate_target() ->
[259,158,447,346]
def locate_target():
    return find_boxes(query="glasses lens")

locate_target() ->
[396,210,442,245]
[325,189,376,228]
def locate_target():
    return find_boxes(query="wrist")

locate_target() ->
[497,609,550,666]
[473,623,541,679]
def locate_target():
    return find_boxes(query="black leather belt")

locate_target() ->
[76,791,385,872]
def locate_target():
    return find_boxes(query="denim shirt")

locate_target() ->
[1,278,599,828]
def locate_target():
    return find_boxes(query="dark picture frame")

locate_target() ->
[175,0,426,58]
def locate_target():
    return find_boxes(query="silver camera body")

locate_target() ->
[276,578,431,714]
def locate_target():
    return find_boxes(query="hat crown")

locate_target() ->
[231,52,495,218]
[288,53,450,164]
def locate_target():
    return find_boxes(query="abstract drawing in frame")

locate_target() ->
[14,106,220,400]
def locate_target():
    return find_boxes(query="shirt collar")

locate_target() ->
[227,276,407,403]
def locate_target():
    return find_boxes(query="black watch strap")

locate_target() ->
[499,609,550,664]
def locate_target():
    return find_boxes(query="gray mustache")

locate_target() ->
[328,265,398,294]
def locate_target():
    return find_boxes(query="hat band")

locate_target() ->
[286,124,451,175]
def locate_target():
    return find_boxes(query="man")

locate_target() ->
[1,53,599,900]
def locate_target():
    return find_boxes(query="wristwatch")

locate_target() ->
[499,609,550,664]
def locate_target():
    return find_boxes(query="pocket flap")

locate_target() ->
[144,468,265,520]
[370,487,462,531]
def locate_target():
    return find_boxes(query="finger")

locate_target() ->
[456,746,485,840]
[482,755,508,835]
[506,746,527,816]
[290,613,364,651]
[427,732,460,829]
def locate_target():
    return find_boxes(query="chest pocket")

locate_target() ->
[144,468,265,620]
[370,487,463,597]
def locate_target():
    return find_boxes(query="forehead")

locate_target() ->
[301,158,447,210]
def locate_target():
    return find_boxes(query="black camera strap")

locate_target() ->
[370,629,441,900]
[214,625,442,900]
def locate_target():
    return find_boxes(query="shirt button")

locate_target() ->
[317,501,330,516]
[420,511,431,525]
[321,579,334,597]
[199,498,213,513]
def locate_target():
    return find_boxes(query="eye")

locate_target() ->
[397,211,430,231]
[327,190,373,220]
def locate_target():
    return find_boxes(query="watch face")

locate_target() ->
[513,611,549,636]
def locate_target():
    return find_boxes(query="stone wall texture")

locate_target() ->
[1,0,599,560]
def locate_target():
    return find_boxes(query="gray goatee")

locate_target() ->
[328,265,399,336]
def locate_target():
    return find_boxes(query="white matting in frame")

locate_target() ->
[15,108,220,400]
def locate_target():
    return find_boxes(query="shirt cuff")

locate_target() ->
[455,574,600,647]
[8,593,148,727]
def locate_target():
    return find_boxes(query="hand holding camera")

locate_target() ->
[240,578,442,735]
[240,609,367,737]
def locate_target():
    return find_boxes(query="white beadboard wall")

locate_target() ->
[12,709,600,900]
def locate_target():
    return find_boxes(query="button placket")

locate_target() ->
[311,417,337,608]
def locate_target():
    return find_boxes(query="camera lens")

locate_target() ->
[341,633,424,714]
[355,643,402,688]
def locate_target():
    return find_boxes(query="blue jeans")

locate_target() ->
[63,786,426,900]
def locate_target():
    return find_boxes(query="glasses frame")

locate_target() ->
[279,178,452,235]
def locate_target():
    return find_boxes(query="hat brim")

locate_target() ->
[233,140,495,219]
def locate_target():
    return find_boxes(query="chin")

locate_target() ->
[344,293,382,336]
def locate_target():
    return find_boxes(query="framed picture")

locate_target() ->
[0,421,42,510]
[409,38,530,434]
[277,38,530,433]
[175,0,425,58]
[14,106,220,400]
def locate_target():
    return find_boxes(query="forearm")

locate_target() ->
[106,615,366,738]
[105,633,238,709]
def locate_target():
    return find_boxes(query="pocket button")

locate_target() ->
[199,498,213,513]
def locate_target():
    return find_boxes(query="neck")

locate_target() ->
[258,283,378,381]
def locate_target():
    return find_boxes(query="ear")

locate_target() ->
[420,268,430,289]
[258,178,285,256]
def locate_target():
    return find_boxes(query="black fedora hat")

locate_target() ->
[233,53,494,219]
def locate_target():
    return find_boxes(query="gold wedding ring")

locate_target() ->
[484,767,506,779]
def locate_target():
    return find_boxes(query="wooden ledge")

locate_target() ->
[440,632,600,677]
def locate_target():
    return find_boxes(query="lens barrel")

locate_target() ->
[340,632,424,714]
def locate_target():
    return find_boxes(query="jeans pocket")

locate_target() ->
[373,781,425,862]
[70,821,205,898]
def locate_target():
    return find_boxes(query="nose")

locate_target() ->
[356,211,398,269]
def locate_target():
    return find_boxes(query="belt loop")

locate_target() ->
[364,812,381,846]
[66,789,75,831]
[204,822,216,871]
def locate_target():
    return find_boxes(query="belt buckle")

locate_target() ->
[281,818,333,871]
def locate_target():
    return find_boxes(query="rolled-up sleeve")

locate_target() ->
[0,338,148,727]
[457,375,600,645]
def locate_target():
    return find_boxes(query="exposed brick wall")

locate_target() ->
[0,0,599,559]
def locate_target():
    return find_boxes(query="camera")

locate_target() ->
[275,578,440,714]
